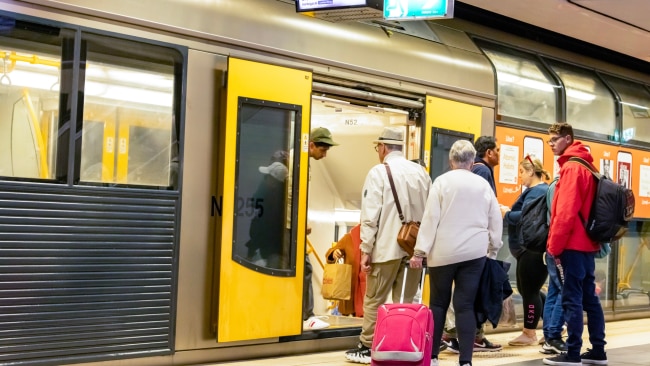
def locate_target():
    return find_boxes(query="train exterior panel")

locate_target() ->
[0,1,649,366]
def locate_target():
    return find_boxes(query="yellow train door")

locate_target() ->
[215,58,312,342]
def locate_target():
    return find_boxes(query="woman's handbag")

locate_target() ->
[321,258,352,301]
[385,163,419,256]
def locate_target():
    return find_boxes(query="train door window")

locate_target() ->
[479,44,559,126]
[601,75,650,146]
[78,33,182,188]
[232,97,299,276]
[0,16,69,181]
[429,128,474,180]
[547,61,616,139]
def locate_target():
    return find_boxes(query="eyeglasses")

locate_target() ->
[547,135,564,145]
[374,144,383,152]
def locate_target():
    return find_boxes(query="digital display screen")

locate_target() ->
[296,0,368,12]
[384,0,454,20]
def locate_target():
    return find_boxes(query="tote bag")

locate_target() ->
[321,259,352,301]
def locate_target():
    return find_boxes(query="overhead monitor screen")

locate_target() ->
[296,0,368,11]
[384,0,454,20]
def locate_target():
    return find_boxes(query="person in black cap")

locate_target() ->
[303,127,339,330]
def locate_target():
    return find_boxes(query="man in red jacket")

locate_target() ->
[543,123,607,366]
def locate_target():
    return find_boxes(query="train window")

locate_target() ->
[601,75,650,145]
[232,97,299,277]
[78,33,181,188]
[0,17,67,181]
[547,62,616,139]
[481,46,559,125]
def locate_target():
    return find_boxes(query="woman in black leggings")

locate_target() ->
[500,156,550,346]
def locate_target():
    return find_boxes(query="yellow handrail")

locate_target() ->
[306,237,325,271]
[6,51,60,70]
[22,89,50,179]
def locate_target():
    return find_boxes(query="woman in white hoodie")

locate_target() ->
[409,139,503,366]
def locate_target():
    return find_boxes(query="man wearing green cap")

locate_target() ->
[303,127,339,330]
[308,127,338,160]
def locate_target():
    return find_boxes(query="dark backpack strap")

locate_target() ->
[567,157,600,225]
[568,157,600,178]
[384,163,405,223]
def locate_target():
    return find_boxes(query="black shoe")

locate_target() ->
[542,338,567,354]
[441,335,459,353]
[345,343,371,364]
[581,348,608,365]
[543,353,582,365]
[473,337,502,352]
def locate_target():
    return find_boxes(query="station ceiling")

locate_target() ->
[460,0,650,63]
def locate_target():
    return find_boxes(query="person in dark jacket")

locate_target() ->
[501,155,550,346]
[471,136,500,196]
[543,123,607,366]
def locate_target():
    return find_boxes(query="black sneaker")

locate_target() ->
[581,348,608,365]
[441,336,459,353]
[543,353,582,365]
[439,342,447,352]
[473,337,502,352]
[542,338,568,354]
[345,343,371,364]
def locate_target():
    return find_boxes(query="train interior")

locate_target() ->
[306,95,420,329]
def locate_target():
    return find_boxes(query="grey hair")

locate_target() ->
[384,144,403,152]
[449,139,476,169]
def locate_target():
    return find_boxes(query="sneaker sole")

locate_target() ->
[581,360,608,365]
[345,354,371,364]
[543,358,581,365]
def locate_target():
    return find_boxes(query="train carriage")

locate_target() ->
[0,1,649,365]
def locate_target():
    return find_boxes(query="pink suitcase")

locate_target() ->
[371,266,433,366]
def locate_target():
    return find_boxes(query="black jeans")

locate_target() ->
[429,256,486,363]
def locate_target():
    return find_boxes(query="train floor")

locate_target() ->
[199,317,650,366]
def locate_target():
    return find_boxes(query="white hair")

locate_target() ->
[449,140,476,169]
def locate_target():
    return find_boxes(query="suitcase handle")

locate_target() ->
[399,259,427,304]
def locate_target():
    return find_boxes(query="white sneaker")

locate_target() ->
[431,358,439,366]
[303,316,329,330]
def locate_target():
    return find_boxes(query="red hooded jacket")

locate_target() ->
[547,141,600,256]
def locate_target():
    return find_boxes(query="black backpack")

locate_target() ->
[569,157,635,243]
[517,192,549,253]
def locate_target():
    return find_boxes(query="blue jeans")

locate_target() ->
[557,250,606,359]
[543,252,564,340]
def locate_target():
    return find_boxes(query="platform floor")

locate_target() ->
[199,318,650,366]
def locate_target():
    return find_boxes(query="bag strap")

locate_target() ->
[384,163,405,223]
[568,157,601,179]
[567,157,600,225]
